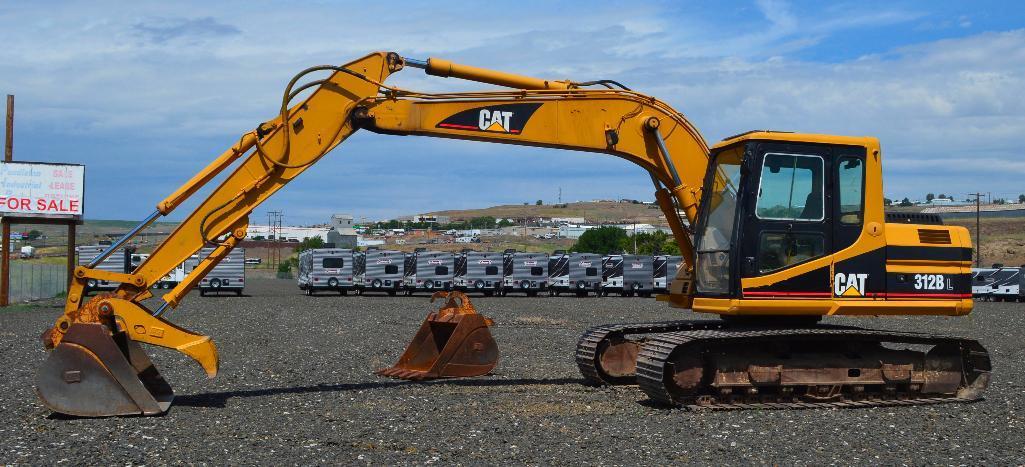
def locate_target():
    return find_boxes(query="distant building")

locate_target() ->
[357,238,385,247]
[246,225,330,242]
[331,214,355,230]
[558,223,671,239]
[927,198,970,206]
[397,214,450,224]
[610,223,672,235]
[328,213,358,248]
[558,224,598,239]
[552,217,587,225]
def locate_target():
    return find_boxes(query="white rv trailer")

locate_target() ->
[359,249,405,295]
[501,252,549,296]
[297,248,363,295]
[454,251,504,295]
[550,252,601,297]
[601,254,655,297]
[196,246,246,296]
[986,266,1022,302]
[403,250,456,294]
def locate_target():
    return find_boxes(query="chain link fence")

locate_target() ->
[9,261,68,303]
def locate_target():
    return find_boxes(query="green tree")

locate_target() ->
[536,199,543,206]
[1018,194,1024,203]
[631,231,681,255]
[899,197,913,207]
[497,219,515,227]
[926,193,935,202]
[294,236,325,253]
[572,227,629,254]
[469,216,496,228]
[26,229,42,240]
[883,198,893,206]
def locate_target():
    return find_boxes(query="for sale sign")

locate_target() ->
[0,162,84,219]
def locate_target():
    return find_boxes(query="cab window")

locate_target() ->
[837,157,864,224]
[758,232,825,273]
[756,153,824,221]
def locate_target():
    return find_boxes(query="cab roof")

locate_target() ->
[711,130,879,151]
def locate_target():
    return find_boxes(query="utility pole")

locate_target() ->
[558,187,562,205]
[972,192,982,268]
[267,210,283,269]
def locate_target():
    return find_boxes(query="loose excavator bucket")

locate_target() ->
[37,323,173,417]
[377,291,498,381]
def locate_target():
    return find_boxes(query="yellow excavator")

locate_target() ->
[37,51,989,416]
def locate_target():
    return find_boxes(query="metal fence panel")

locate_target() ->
[9,262,67,303]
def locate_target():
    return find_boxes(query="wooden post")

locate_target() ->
[1,94,12,306]
[4,95,11,160]
[67,222,76,288]
[0,220,8,306]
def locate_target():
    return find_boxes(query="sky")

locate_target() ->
[1,0,1024,225]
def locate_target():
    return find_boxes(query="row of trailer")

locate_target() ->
[972,266,1025,302]
[297,248,683,297]
[77,245,246,296]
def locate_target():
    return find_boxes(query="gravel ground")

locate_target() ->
[1,278,1023,465]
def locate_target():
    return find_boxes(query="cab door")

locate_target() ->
[738,143,833,298]
[829,146,885,299]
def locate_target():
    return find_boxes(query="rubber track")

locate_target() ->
[575,320,726,386]
[635,327,991,410]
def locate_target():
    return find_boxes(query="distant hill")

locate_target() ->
[425,201,669,225]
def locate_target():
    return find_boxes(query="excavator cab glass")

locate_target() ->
[694,146,743,295]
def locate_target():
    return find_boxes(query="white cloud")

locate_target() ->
[0,1,1021,222]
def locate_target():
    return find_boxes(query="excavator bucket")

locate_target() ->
[36,323,173,417]
[377,291,498,380]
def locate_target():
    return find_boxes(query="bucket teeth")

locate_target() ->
[377,291,499,381]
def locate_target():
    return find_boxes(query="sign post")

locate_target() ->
[0,95,85,305]
[1,95,11,306]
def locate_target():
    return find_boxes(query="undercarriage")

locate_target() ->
[576,320,991,409]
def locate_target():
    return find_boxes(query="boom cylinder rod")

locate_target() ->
[648,124,683,187]
[406,56,572,90]
[87,210,161,268]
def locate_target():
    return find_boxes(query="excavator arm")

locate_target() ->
[39,51,711,416]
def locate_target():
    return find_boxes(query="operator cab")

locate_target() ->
[692,131,875,301]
